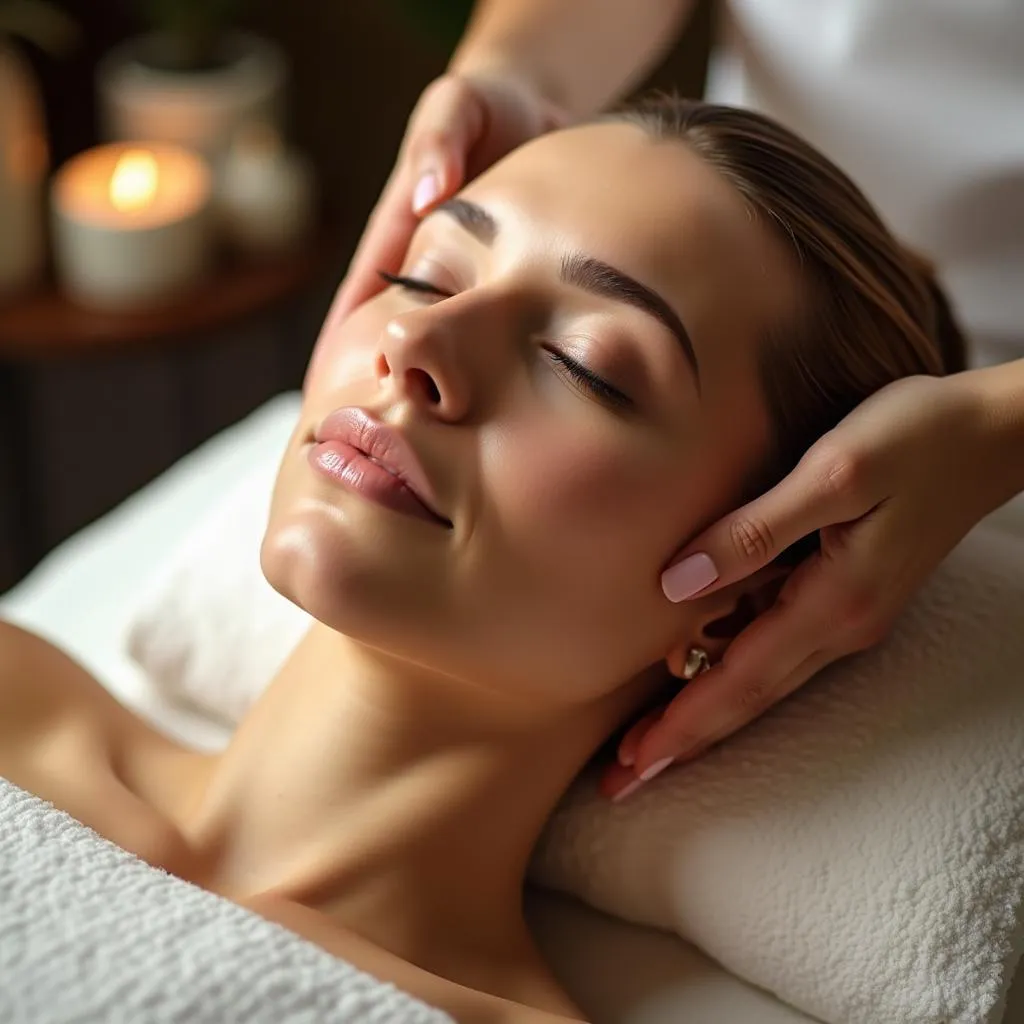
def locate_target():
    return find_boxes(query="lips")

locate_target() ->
[312,407,451,527]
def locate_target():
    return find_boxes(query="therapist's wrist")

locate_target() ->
[962,357,1024,508]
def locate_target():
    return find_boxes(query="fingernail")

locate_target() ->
[412,172,441,213]
[611,756,675,803]
[639,756,674,782]
[661,552,718,602]
[611,777,645,803]
[617,747,635,768]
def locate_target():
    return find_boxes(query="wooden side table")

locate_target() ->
[0,240,338,590]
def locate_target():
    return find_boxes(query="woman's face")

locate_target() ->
[263,122,802,704]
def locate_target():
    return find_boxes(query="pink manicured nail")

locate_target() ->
[611,777,645,803]
[661,552,718,602]
[612,757,674,803]
[412,172,441,213]
[639,756,674,782]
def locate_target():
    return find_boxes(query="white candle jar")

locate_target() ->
[51,141,212,309]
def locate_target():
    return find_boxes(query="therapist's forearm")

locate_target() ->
[449,0,697,118]
[969,356,1024,507]
[993,356,1024,500]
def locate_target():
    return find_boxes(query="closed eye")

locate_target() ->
[380,269,633,411]
[546,348,633,410]
[378,270,451,298]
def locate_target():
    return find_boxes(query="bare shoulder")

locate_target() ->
[241,894,588,1024]
[0,620,122,752]
[0,619,173,763]
[0,619,199,869]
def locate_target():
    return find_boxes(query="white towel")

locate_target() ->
[124,431,312,727]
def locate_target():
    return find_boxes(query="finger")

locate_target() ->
[597,758,646,802]
[327,78,487,330]
[598,706,664,801]
[328,170,421,323]
[616,705,665,768]
[612,644,834,801]
[404,75,486,211]
[590,703,662,797]
[604,568,837,799]
[303,175,417,394]
[661,447,877,602]
[639,556,839,774]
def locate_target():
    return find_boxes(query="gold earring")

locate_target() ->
[682,647,711,680]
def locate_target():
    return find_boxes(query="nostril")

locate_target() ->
[408,368,441,405]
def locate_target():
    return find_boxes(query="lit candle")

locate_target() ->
[51,141,212,309]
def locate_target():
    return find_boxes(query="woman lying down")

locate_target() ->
[0,97,964,1023]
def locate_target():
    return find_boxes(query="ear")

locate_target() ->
[664,562,790,678]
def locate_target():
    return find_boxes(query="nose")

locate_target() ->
[375,295,488,422]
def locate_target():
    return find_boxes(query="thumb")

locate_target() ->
[406,77,486,214]
[322,78,486,330]
[661,457,858,602]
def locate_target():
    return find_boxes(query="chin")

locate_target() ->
[261,486,455,657]
[262,498,379,624]
[259,513,481,685]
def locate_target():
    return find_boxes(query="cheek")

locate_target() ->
[304,306,382,400]
[474,419,692,691]
[486,417,686,594]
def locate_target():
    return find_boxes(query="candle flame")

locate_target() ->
[109,149,158,212]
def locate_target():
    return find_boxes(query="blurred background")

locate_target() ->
[0,0,713,592]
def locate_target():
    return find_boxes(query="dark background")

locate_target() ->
[0,0,713,591]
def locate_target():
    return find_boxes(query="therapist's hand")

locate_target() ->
[603,368,1024,801]
[319,72,568,334]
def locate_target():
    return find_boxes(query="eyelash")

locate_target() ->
[545,350,632,409]
[378,270,449,297]
[377,269,633,411]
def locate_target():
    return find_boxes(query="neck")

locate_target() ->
[179,623,655,991]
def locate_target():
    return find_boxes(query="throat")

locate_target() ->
[145,623,606,1018]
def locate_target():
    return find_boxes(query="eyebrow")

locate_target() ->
[434,198,700,388]
[436,197,499,245]
[560,253,700,388]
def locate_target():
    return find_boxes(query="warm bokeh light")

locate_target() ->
[109,149,158,212]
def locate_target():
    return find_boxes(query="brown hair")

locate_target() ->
[610,96,967,540]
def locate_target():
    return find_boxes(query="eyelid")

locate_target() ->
[378,270,449,297]
[548,348,633,410]
[565,316,670,406]
[560,330,642,389]
[539,331,635,410]
[404,221,471,291]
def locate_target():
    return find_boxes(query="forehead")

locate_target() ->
[472,122,762,266]
[462,122,802,381]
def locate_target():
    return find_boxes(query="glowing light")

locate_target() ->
[109,149,158,212]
